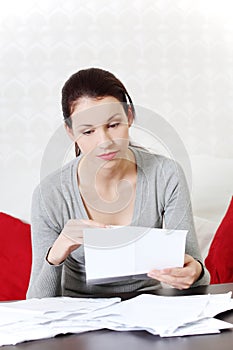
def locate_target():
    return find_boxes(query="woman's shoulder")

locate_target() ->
[130,145,178,170]
[33,157,79,200]
[130,145,186,185]
[131,145,189,198]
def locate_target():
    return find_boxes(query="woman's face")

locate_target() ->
[66,96,133,167]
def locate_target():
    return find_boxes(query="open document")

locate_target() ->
[83,226,187,283]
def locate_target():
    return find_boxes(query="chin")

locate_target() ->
[101,158,120,169]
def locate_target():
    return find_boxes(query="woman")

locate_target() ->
[27,68,209,298]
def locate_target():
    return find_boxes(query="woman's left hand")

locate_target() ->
[147,254,202,289]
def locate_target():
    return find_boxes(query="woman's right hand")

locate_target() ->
[47,219,107,265]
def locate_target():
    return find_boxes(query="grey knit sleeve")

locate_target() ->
[161,159,210,287]
[26,185,63,298]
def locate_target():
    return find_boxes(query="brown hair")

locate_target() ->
[61,68,135,156]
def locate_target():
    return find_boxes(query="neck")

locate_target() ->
[77,149,137,215]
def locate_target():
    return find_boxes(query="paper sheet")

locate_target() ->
[0,293,232,346]
[83,226,187,283]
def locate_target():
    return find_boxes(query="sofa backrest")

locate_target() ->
[0,212,32,301]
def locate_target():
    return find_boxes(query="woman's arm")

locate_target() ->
[148,159,210,289]
[27,186,107,298]
[26,186,63,298]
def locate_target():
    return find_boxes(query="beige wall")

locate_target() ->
[0,0,232,222]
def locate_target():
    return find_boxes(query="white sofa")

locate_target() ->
[194,216,218,260]
[191,154,233,260]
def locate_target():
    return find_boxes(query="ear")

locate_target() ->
[127,106,134,127]
[64,123,75,142]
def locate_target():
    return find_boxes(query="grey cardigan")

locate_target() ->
[27,147,210,298]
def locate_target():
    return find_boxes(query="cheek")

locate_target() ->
[77,136,98,154]
[114,125,129,138]
[118,126,130,143]
[114,130,130,149]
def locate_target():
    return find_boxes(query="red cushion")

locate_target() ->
[205,197,233,284]
[0,212,32,300]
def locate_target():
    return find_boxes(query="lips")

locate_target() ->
[97,151,118,161]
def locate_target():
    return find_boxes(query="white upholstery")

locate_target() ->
[194,216,218,260]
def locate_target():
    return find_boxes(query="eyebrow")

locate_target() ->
[77,114,121,128]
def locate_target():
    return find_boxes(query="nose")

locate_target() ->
[98,126,113,149]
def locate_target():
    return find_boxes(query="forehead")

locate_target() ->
[70,96,127,126]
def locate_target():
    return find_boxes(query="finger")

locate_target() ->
[85,220,108,228]
[148,272,192,289]
[148,269,194,289]
[62,231,83,244]
[66,219,106,227]
[158,255,192,274]
[162,267,191,277]
[63,221,107,240]
[148,267,188,278]
[62,221,107,242]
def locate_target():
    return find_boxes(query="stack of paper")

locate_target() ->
[99,293,233,337]
[0,297,121,346]
[0,293,233,346]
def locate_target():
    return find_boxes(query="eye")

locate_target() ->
[83,129,95,135]
[108,122,120,129]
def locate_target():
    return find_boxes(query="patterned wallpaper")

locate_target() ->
[0,0,233,221]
